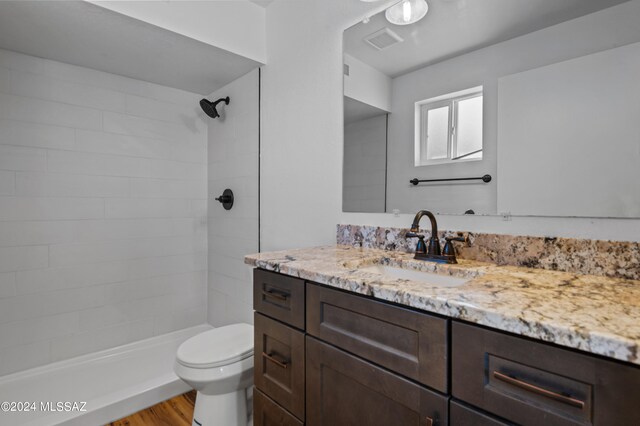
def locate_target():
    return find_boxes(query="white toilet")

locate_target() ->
[174,323,254,426]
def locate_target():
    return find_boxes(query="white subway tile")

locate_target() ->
[47,150,140,177]
[0,197,104,221]
[49,235,203,267]
[125,94,198,124]
[139,157,206,180]
[0,286,104,324]
[0,312,79,350]
[0,220,74,247]
[73,218,194,242]
[15,261,126,295]
[0,49,45,74]
[50,318,154,362]
[129,177,206,199]
[103,111,200,143]
[51,77,127,113]
[0,171,14,195]
[105,198,192,219]
[0,66,9,93]
[0,246,48,272]
[126,252,207,280]
[155,305,207,335]
[78,295,172,333]
[6,69,127,113]
[0,48,209,373]
[0,93,102,130]
[15,172,129,198]
[42,59,198,106]
[0,340,51,376]
[0,272,15,298]
[0,145,47,171]
[75,129,205,163]
[0,119,75,150]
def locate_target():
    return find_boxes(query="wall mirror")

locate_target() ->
[343,0,640,218]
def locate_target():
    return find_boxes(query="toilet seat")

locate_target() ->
[176,323,253,369]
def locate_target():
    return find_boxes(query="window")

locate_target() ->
[415,87,483,166]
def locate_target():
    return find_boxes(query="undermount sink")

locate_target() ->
[359,264,468,287]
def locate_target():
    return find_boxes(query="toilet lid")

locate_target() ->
[176,323,254,369]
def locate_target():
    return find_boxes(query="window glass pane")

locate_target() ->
[425,106,449,160]
[455,95,483,159]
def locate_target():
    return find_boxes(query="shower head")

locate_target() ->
[200,96,230,119]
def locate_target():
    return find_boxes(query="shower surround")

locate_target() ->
[0,48,208,376]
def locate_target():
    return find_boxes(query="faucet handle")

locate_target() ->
[443,235,466,258]
[406,232,427,254]
[445,236,466,243]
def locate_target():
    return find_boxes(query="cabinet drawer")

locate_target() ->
[452,321,640,426]
[306,283,449,392]
[254,313,305,421]
[254,269,305,329]
[306,336,448,426]
[254,389,303,426]
[450,400,512,426]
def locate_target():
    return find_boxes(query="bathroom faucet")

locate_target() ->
[408,210,441,256]
[407,210,464,264]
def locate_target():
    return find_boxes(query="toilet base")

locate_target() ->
[192,389,250,426]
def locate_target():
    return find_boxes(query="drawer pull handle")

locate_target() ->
[262,289,289,301]
[425,416,433,426]
[493,371,585,409]
[262,352,289,369]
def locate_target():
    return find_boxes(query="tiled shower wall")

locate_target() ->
[0,49,208,375]
[207,69,259,326]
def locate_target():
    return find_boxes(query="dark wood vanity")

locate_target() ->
[252,268,640,426]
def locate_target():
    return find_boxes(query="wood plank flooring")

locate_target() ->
[107,391,196,426]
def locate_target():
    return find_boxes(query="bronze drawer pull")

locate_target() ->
[262,289,289,301]
[262,352,289,369]
[493,371,585,409]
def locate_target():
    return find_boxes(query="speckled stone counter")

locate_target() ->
[245,245,640,366]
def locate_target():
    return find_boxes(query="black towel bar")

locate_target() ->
[410,174,492,185]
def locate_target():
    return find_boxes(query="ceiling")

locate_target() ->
[0,1,261,95]
[344,96,388,125]
[344,0,630,78]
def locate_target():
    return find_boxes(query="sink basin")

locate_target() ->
[359,265,468,287]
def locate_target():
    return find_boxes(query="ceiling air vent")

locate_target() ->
[364,28,404,50]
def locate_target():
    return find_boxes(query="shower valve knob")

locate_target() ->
[215,189,234,210]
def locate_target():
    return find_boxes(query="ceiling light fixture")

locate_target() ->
[385,0,429,25]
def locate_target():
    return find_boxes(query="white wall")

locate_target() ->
[0,49,208,375]
[207,70,259,326]
[262,0,640,246]
[343,115,387,213]
[88,0,267,64]
[344,53,391,112]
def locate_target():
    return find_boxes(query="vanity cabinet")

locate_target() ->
[253,269,640,426]
[306,336,448,426]
[306,283,449,393]
[452,322,640,426]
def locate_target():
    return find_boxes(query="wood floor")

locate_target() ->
[107,391,196,426]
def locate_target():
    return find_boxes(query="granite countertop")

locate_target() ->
[245,245,640,366]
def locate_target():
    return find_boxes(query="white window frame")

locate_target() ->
[414,86,483,167]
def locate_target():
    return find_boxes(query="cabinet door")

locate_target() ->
[306,336,448,426]
[254,389,304,426]
[450,400,513,426]
[254,313,305,421]
[307,283,449,392]
[452,321,640,426]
